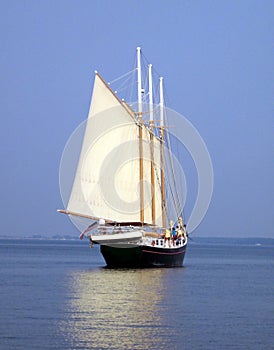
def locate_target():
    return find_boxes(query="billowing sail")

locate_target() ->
[67,73,163,226]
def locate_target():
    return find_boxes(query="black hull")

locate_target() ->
[100,244,187,268]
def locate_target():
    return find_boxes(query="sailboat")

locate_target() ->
[58,47,187,267]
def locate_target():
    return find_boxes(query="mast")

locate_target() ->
[137,47,142,115]
[137,47,144,223]
[149,64,153,123]
[159,77,164,127]
[148,64,155,224]
[159,76,166,227]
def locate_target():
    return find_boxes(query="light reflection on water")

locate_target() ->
[60,268,177,350]
[2,240,272,350]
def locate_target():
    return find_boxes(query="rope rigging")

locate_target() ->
[106,52,185,227]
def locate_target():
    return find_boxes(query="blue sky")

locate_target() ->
[0,0,273,238]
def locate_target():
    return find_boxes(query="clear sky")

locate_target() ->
[0,0,273,238]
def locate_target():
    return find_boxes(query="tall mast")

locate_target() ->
[148,64,153,123]
[159,77,164,127]
[148,64,155,224]
[137,47,144,223]
[137,47,142,117]
[159,77,166,227]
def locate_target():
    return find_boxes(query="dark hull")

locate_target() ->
[100,244,187,268]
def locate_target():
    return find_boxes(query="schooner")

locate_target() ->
[58,47,187,267]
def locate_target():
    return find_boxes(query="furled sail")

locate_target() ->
[66,73,163,226]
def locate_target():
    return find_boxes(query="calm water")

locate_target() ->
[0,238,273,350]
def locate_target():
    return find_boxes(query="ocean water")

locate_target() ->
[0,238,273,350]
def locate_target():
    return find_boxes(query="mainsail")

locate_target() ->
[66,73,164,226]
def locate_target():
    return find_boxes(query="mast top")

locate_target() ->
[159,76,164,128]
[148,63,153,124]
[137,46,142,118]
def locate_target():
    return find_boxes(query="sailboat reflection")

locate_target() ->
[60,268,175,349]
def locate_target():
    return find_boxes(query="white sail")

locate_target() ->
[67,73,163,225]
[141,126,163,227]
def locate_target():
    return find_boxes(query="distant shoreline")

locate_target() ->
[0,236,273,245]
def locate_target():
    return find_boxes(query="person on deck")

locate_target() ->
[172,227,177,246]
[172,227,177,239]
[165,228,171,247]
[176,226,182,246]
[178,217,183,229]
